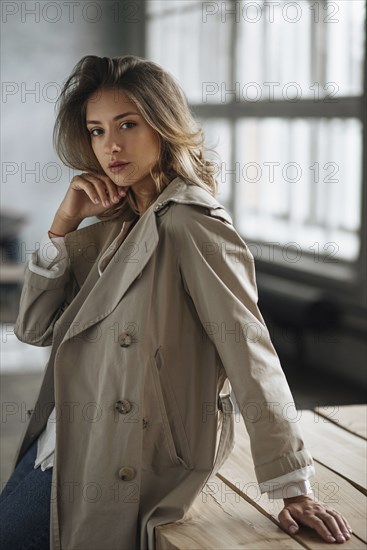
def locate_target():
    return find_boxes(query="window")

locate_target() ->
[146,0,366,281]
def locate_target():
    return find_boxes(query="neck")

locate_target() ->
[129,176,158,215]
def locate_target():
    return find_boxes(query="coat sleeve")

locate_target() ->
[28,233,69,276]
[13,233,78,347]
[169,202,315,489]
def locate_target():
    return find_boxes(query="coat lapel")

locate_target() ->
[64,217,124,290]
[59,207,159,345]
[58,176,231,346]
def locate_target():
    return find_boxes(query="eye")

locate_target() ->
[89,128,102,137]
[120,121,136,130]
[89,121,136,137]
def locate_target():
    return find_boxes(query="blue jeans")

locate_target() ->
[0,437,52,550]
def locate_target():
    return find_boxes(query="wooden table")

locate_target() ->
[156,405,367,549]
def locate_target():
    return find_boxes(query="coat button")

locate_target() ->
[118,332,132,347]
[115,399,132,414]
[118,466,136,481]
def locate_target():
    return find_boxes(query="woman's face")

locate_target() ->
[85,87,160,192]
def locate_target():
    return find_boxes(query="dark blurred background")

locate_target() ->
[1,0,366,487]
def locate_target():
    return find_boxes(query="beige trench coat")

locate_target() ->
[12,176,314,549]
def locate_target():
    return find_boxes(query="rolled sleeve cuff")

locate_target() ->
[260,465,315,499]
[28,233,69,278]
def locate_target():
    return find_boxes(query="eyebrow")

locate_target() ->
[86,112,140,125]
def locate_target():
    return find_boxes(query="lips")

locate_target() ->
[109,162,130,173]
[109,161,129,168]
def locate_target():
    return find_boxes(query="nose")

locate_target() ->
[103,132,122,155]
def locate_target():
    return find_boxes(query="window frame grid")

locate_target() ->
[144,0,366,304]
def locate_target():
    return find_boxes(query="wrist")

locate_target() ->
[48,230,66,238]
[49,213,82,237]
[283,495,313,504]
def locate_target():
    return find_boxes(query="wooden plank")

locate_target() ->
[314,405,367,440]
[217,417,367,545]
[156,475,304,550]
[157,409,366,549]
[300,410,367,494]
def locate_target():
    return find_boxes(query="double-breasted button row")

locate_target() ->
[115,399,132,414]
[118,466,136,481]
[115,331,136,484]
[118,332,132,347]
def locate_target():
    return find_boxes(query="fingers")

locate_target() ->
[75,173,126,207]
[279,503,352,544]
[319,508,352,542]
[309,513,349,543]
[98,174,127,206]
[278,508,299,535]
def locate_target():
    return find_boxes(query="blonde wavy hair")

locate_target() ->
[53,55,221,220]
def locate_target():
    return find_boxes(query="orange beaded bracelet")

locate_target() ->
[48,230,65,238]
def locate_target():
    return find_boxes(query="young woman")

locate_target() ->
[0,55,352,549]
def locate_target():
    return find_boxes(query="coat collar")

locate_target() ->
[59,176,230,346]
[152,176,230,217]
